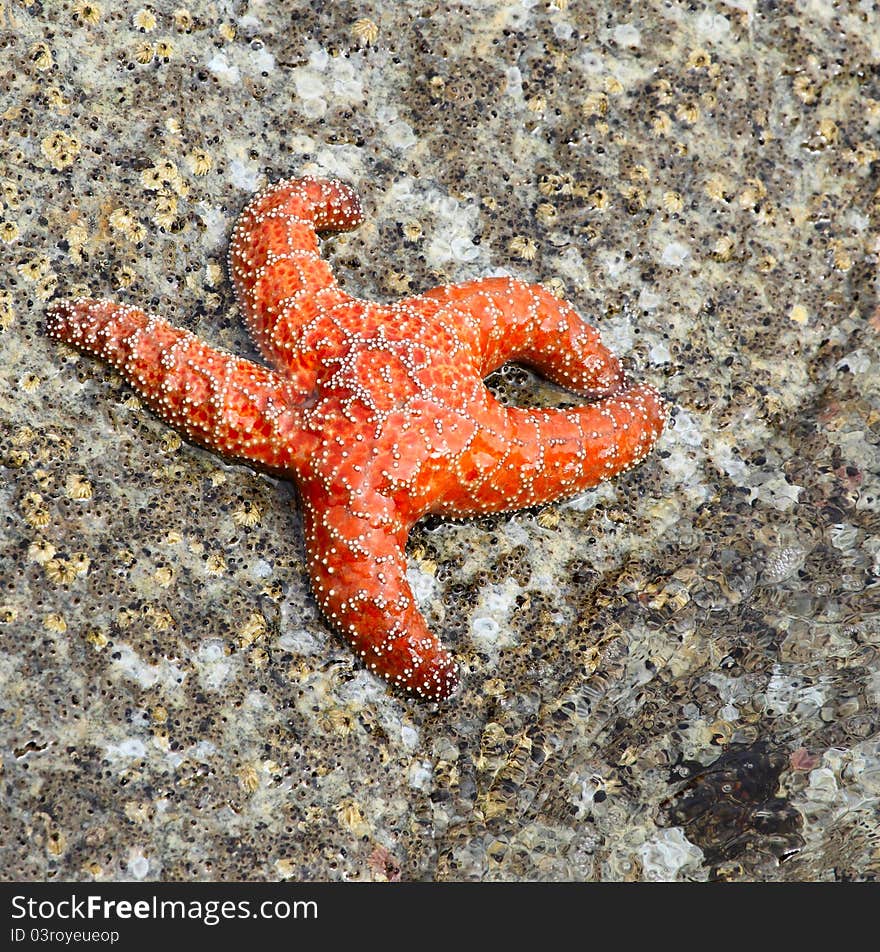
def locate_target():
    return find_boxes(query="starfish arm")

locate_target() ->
[228,176,363,372]
[301,495,458,700]
[412,277,624,397]
[46,298,306,476]
[438,381,668,514]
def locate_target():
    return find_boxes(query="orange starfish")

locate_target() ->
[46,176,668,700]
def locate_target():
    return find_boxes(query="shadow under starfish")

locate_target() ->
[46,175,668,701]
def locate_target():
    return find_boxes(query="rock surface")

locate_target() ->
[1,1,878,881]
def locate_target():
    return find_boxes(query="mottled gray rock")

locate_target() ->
[1,0,878,882]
